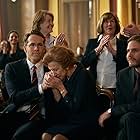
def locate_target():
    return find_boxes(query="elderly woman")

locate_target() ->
[81,12,128,92]
[41,46,101,140]
[32,10,68,48]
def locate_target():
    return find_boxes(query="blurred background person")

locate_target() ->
[76,45,84,61]
[32,9,68,49]
[119,23,140,40]
[0,30,26,102]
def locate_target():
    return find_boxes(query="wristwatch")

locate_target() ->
[107,108,111,114]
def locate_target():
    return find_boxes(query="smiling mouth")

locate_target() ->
[107,28,112,30]
[33,53,40,56]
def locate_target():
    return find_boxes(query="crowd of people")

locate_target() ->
[0,10,140,140]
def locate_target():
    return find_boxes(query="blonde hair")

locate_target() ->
[32,10,54,31]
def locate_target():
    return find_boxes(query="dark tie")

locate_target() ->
[32,65,38,86]
[133,73,140,97]
[28,65,40,120]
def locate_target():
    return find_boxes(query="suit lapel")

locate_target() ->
[128,68,136,100]
[44,66,49,73]
[22,59,32,86]
[129,68,135,89]
[21,60,49,86]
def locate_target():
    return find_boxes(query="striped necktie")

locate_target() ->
[32,65,38,86]
[28,65,40,120]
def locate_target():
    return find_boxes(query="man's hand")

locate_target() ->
[123,23,140,37]
[98,109,111,127]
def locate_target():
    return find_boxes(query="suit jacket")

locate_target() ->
[43,63,100,124]
[112,67,140,116]
[81,37,128,79]
[4,58,48,112]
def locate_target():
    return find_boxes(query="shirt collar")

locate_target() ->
[26,59,43,70]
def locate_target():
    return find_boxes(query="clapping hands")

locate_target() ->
[54,33,68,47]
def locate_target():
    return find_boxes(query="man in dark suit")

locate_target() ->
[0,30,47,140]
[99,35,140,140]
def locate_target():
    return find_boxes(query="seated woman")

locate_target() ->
[12,46,101,140]
[0,30,26,101]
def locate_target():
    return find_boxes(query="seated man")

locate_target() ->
[0,30,47,140]
[12,46,101,140]
[99,35,140,140]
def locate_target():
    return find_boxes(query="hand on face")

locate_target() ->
[42,71,63,90]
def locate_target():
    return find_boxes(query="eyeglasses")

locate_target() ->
[27,43,45,48]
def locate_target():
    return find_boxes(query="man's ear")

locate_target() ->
[23,45,27,53]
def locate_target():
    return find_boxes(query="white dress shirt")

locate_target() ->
[96,37,117,88]
[17,59,45,112]
[45,35,55,48]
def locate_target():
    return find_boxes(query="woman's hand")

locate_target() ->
[42,72,64,90]
[0,40,9,54]
[41,72,67,100]
[95,35,110,55]
[106,42,116,56]
[54,33,68,47]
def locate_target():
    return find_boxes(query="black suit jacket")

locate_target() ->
[81,37,128,79]
[43,62,100,124]
[4,58,48,111]
[112,67,140,116]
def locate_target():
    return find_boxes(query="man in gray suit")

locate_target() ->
[99,35,140,140]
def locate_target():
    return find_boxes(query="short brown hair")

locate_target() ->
[32,10,54,31]
[23,30,46,45]
[43,46,77,69]
[97,12,120,35]
[128,35,140,44]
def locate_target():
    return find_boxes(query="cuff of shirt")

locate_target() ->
[38,84,44,94]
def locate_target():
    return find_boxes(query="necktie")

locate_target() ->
[133,73,140,97]
[29,65,40,120]
[32,65,38,86]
